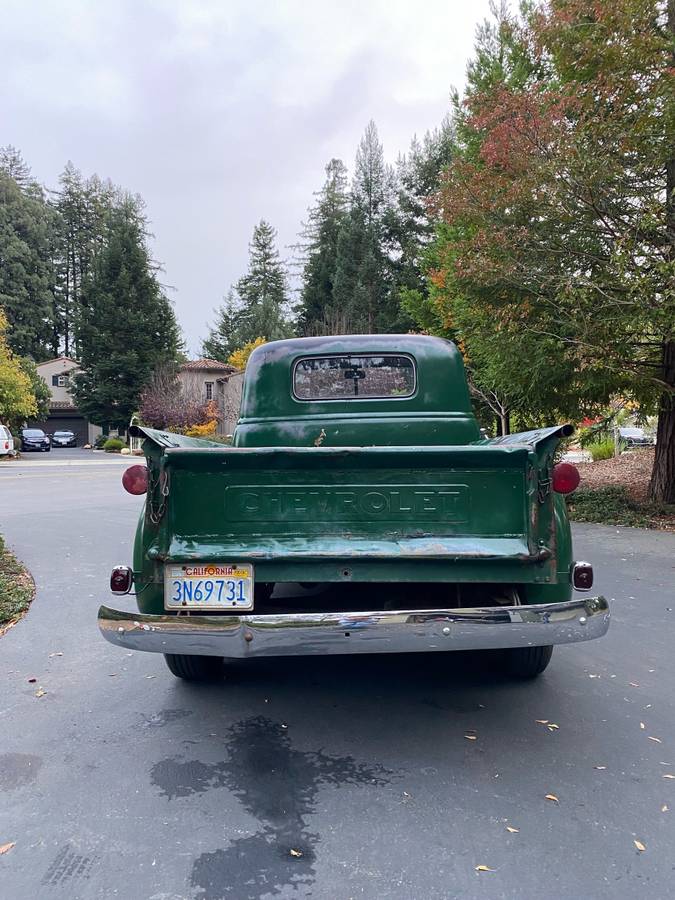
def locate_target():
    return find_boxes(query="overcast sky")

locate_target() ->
[1,0,492,354]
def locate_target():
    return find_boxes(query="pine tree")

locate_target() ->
[332,121,398,333]
[390,120,455,326]
[203,220,291,356]
[296,159,349,335]
[237,220,291,340]
[202,291,239,361]
[52,164,119,358]
[71,198,180,429]
[0,148,56,360]
[332,210,366,333]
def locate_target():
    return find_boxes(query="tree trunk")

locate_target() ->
[497,410,511,436]
[649,1,675,503]
[649,340,675,504]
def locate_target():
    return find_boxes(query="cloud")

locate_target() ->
[0,0,491,352]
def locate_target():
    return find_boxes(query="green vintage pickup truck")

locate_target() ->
[99,335,609,680]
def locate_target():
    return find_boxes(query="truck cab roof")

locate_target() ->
[235,334,481,447]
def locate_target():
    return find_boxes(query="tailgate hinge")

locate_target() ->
[537,468,552,503]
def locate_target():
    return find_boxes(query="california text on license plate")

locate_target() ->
[164,563,254,611]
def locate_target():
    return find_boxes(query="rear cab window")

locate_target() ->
[293,354,416,401]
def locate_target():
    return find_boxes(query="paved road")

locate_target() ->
[1,463,674,900]
[5,447,131,467]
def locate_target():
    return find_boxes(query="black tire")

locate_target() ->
[505,645,553,679]
[164,653,224,681]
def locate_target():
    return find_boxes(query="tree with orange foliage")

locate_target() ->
[424,0,675,501]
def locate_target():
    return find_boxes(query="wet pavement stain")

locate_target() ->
[141,708,192,728]
[152,716,392,900]
[0,753,42,790]
[151,757,227,799]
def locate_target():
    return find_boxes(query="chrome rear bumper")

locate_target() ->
[98,596,609,658]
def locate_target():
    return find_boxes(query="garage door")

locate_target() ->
[33,415,89,446]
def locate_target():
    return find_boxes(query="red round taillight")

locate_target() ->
[122,464,148,495]
[552,462,580,494]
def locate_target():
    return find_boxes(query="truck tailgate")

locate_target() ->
[148,444,554,582]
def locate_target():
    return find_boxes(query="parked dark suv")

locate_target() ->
[52,430,76,447]
[20,428,51,452]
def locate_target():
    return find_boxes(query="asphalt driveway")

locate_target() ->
[1,462,674,899]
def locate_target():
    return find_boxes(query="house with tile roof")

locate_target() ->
[177,358,237,403]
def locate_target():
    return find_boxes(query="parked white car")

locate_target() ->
[0,424,15,457]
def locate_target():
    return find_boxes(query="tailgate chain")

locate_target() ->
[148,468,170,524]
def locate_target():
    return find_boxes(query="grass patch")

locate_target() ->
[0,534,35,631]
[568,486,675,529]
[586,438,617,462]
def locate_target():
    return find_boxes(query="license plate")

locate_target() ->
[164,563,254,611]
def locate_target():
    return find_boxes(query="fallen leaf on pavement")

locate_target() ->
[28,678,36,683]
[475,865,494,872]
[547,724,559,731]
[48,652,63,658]
[648,736,662,743]
[34,688,46,698]
[145,675,156,679]
[629,682,640,687]
[506,826,519,833]
[594,766,607,770]
[289,849,303,858]
[634,840,646,852]
[464,734,477,741]
[545,794,559,803]
[640,723,645,730]
[662,804,669,812]
[535,719,549,724]
[0,842,15,855]
[662,774,675,779]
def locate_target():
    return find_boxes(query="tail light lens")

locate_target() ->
[552,462,580,494]
[110,565,133,594]
[572,561,594,591]
[122,464,148,495]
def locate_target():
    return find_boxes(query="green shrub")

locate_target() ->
[587,438,616,461]
[94,433,108,449]
[103,437,126,453]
